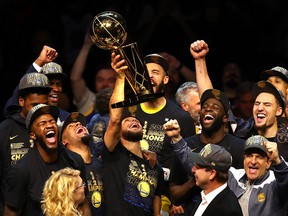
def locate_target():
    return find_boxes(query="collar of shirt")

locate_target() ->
[201,182,228,205]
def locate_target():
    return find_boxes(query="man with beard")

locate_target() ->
[61,112,104,216]
[189,40,288,161]
[118,53,195,215]
[102,52,164,216]
[3,104,91,216]
[3,45,70,123]
[164,89,245,215]
[0,72,52,215]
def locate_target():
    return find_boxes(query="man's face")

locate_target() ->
[200,98,226,133]
[121,117,143,142]
[182,90,201,123]
[222,63,242,86]
[191,164,212,189]
[62,121,89,146]
[30,114,58,153]
[146,63,169,93]
[19,93,49,117]
[95,69,116,93]
[244,149,271,182]
[266,76,288,97]
[48,78,62,106]
[235,92,254,120]
[253,92,282,130]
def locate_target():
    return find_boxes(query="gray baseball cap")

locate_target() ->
[19,72,52,91]
[26,104,59,131]
[188,144,232,171]
[244,135,268,155]
[41,62,66,80]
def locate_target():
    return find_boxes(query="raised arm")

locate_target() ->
[70,32,94,104]
[190,40,213,97]
[103,52,128,152]
[163,119,194,175]
[3,45,58,117]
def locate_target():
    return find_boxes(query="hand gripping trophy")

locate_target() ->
[90,11,163,108]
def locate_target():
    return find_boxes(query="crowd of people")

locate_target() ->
[2,1,288,216]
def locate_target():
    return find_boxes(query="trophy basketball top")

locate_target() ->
[90,11,127,50]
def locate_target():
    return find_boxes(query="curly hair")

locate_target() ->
[41,167,82,216]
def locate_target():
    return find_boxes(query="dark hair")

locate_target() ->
[18,88,51,99]
[204,166,229,183]
[95,88,113,115]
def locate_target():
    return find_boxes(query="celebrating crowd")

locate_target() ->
[2,2,288,216]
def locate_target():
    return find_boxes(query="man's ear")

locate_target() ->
[276,106,283,117]
[62,140,68,147]
[29,132,36,141]
[163,75,169,85]
[223,114,228,123]
[18,97,24,107]
[180,102,188,111]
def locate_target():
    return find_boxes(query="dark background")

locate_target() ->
[1,0,288,121]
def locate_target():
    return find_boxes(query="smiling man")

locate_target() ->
[3,104,90,216]
[163,89,245,215]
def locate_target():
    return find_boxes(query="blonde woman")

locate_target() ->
[41,167,86,216]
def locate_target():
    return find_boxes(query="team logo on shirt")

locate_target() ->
[258,193,265,202]
[91,191,101,208]
[137,181,150,197]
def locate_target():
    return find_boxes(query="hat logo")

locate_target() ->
[257,81,266,89]
[200,144,212,158]
[272,66,288,74]
[27,73,49,86]
[211,89,221,100]
[70,112,80,121]
[246,135,265,146]
[258,193,265,202]
[41,106,50,114]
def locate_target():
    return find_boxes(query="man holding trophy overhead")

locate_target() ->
[90,10,196,215]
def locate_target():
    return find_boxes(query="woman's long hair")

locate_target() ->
[41,167,82,216]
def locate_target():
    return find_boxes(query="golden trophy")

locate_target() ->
[90,11,163,108]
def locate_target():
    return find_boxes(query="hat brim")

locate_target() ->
[144,54,169,75]
[60,112,87,139]
[261,70,288,84]
[187,149,208,167]
[200,89,230,113]
[252,81,285,110]
[27,105,59,130]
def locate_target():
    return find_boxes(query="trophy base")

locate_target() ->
[111,92,164,108]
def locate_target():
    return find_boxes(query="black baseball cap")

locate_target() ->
[26,104,59,131]
[200,89,230,113]
[144,53,169,75]
[188,144,232,171]
[252,81,286,113]
[60,112,87,139]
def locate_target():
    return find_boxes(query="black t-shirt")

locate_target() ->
[4,145,86,216]
[124,99,195,171]
[85,157,104,216]
[102,143,164,216]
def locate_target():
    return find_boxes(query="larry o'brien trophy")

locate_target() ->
[89,11,163,109]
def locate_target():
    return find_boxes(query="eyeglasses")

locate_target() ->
[74,182,86,191]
